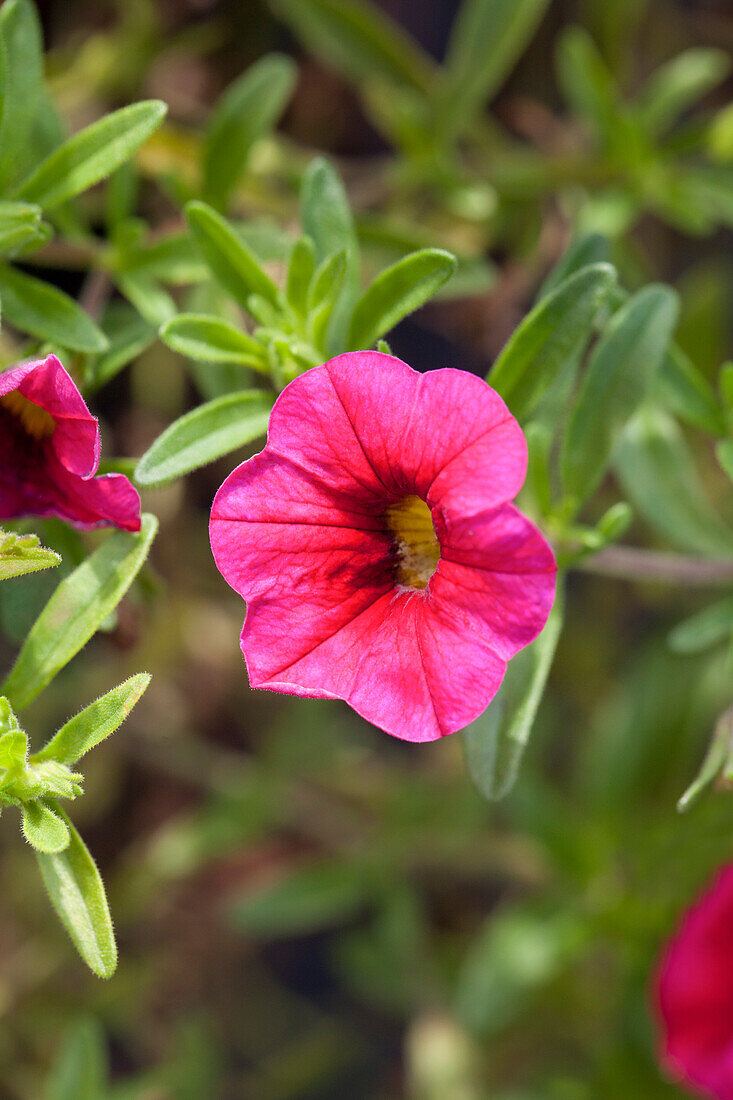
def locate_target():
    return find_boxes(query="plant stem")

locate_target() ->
[574,546,733,587]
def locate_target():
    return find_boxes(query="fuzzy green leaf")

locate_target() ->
[203,54,296,210]
[348,248,456,350]
[134,392,273,488]
[186,201,280,310]
[36,809,117,977]
[160,313,267,369]
[0,263,108,352]
[0,0,44,191]
[0,530,60,581]
[678,707,733,812]
[561,285,679,506]
[463,591,563,801]
[668,597,733,655]
[636,48,731,136]
[21,800,71,854]
[1,515,157,712]
[490,263,617,421]
[34,673,151,767]
[15,100,167,209]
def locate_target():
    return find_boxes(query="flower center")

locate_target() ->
[0,391,55,439]
[384,495,440,590]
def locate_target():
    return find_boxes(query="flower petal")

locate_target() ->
[266,352,527,513]
[0,354,100,477]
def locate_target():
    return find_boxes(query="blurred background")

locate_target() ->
[1,0,732,1096]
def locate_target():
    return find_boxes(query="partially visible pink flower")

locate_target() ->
[210,352,556,742]
[655,864,733,1098]
[0,354,140,532]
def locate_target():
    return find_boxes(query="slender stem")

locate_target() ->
[575,546,733,587]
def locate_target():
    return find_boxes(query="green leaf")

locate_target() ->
[301,159,359,353]
[134,392,273,488]
[489,263,617,420]
[614,407,733,557]
[636,48,731,136]
[203,54,296,210]
[230,860,369,937]
[268,0,434,93]
[463,592,563,801]
[655,344,727,436]
[15,100,167,209]
[160,313,266,370]
[678,706,733,812]
[186,201,280,310]
[0,0,44,192]
[115,270,176,327]
[348,248,456,350]
[561,285,679,506]
[0,200,45,255]
[1,515,157,712]
[33,673,151,767]
[0,264,108,352]
[286,236,316,317]
[537,233,610,300]
[46,1018,108,1100]
[438,0,550,138]
[36,808,117,978]
[85,307,156,392]
[0,530,60,581]
[21,800,71,853]
[717,439,733,483]
[668,596,733,655]
[555,27,634,154]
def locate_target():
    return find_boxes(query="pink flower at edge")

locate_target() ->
[0,354,141,531]
[210,351,557,743]
[655,864,733,1100]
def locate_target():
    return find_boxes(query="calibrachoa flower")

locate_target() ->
[0,354,140,531]
[210,352,556,742]
[655,864,733,1098]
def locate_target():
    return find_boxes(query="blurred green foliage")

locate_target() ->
[0,0,731,1096]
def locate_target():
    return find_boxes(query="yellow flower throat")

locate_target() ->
[0,391,55,439]
[384,495,440,590]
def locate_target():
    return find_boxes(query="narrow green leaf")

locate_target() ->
[134,392,273,488]
[15,100,167,209]
[0,264,108,352]
[268,0,434,93]
[300,158,359,352]
[36,808,117,978]
[636,48,730,136]
[186,201,280,309]
[2,515,157,712]
[34,674,151,767]
[230,860,369,937]
[22,800,70,853]
[438,0,549,137]
[490,263,617,420]
[85,308,156,392]
[203,54,296,210]
[348,248,455,349]
[0,0,44,191]
[308,249,346,311]
[655,344,727,436]
[286,236,316,317]
[0,530,60,581]
[46,1017,108,1100]
[463,591,563,801]
[537,233,610,300]
[160,313,266,369]
[115,270,176,327]
[556,27,635,153]
[717,439,733,483]
[678,706,733,812]
[0,200,44,255]
[561,285,679,506]
[668,596,733,655]
[614,407,733,557]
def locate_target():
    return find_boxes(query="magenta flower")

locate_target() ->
[210,352,556,742]
[655,864,733,1099]
[0,354,140,531]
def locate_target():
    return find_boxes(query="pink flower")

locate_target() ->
[655,864,733,1098]
[210,352,556,742]
[0,354,140,531]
